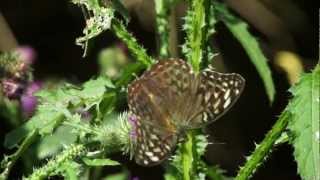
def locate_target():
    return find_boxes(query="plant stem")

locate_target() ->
[111,20,154,67]
[185,0,206,73]
[155,0,170,58]
[235,111,291,180]
[181,132,193,180]
[0,130,38,180]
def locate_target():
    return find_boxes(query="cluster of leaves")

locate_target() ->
[0,76,132,179]
[0,0,318,179]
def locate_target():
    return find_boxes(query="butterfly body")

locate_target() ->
[128,59,245,166]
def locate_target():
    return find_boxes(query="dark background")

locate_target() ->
[0,0,318,179]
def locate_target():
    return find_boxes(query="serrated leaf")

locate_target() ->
[82,157,120,166]
[4,77,113,149]
[214,3,276,103]
[288,65,320,180]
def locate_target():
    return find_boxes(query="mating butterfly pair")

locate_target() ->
[128,59,245,166]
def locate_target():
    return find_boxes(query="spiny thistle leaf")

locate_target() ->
[287,65,320,180]
[4,77,114,149]
[213,2,275,103]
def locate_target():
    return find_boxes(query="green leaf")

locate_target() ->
[288,65,320,180]
[82,157,120,166]
[36,126,77,159]
[214,2,276,103]
[4,108,63,149]
[4,77,113,149]
[58,161,81,180]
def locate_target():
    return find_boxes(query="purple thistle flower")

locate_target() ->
[16,46,36,65]
[20,81,42,117]
[128,114,138,139]
[1,78,24,99]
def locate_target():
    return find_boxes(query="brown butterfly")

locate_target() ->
[128,59,245,166]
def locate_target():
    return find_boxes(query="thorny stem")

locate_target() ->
[235,111,291,180]
[185,0,206,73]
[155,0,170,58]
[0,130,38,180]
[111,20,154,67]
[24,144,86,180]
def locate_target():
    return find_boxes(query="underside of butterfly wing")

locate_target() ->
[186,66,245,128]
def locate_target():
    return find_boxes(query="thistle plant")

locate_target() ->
[0,0,318,180]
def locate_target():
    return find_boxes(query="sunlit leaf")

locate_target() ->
[288,65,320,180]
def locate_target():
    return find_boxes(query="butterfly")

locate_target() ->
[127,58,245,166]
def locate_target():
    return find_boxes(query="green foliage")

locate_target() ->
[82,157,120,166]
[1,0,314,179]
[165,132,229,180]
[287,65,320,180]
[213,2,276,103]
[24,144,86,180]
[111,20,155,67]
[236,66,320,180]
[57,161,81,180]
[0,130,38,180]
[235,111,291,180]
[4,77,115,149]
[155,0,180,58]
[182,0,206,72]
[0,95,21,127]
[36,126,77,159]
[165,133,209,180]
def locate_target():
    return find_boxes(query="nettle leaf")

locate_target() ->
[288,65,320,180]
[214,2,275,103]
[82,157,120,166]
[4,77,114,149]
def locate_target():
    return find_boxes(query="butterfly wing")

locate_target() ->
[131,114,178,166]
[186,66,245,128]
[128,59,194,166]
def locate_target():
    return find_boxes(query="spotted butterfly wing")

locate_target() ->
[128,59,195,166]
[186,65,245,128]
[128,59,245,166]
